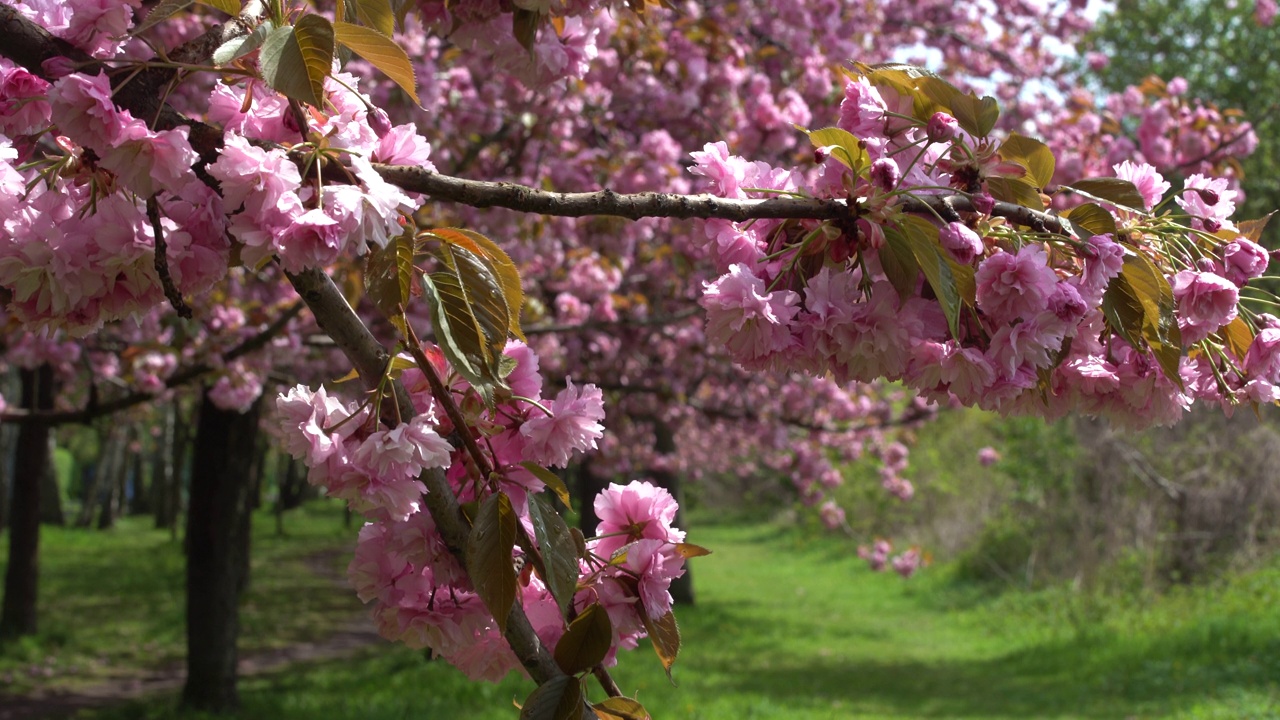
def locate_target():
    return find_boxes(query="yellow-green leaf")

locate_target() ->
[1238,211,1275,244]
[897,216,968,339]
[520,461,572,507]
[134,0,196,35]
[673,543,712,559]
[805,126,869,176]
[197,0,240,15]
[554,603,613,675]
[1065,178,1145,213]
[949,92,1000,138]
[641,610,681,681]
[334,21,420,105]
[999,133,1055,190]
[1102,252,1184,388]
[878,229,920,302]
[592,697,651,720]
[1218,316,1254,361]
[354,0,396,36]
[1063,202,1118,238]
[987,177,1044,212]
[365,230,416,320]
[466,492,517,635]
[513,8,540,52]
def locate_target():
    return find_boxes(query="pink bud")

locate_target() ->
[869,158,899,191]
[926,111,960,143]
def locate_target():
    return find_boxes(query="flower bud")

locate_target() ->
[926,111,960,143]
[971,192,996,215]
[368,107,393,138]
[869,158,899,191]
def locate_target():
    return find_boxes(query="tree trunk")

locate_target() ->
[180,390,261,713]
[130,427,150,516]
[0,422,17,534]
[93,427,126,530]
[38,436,64,526]
[0,365,55,641]
[77,426,118,528]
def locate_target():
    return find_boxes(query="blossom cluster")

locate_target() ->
[275,339,688,681]
[692,74,1277,431]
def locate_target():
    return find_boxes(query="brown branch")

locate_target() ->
[374,163,1070,234]
[146,196,193,319]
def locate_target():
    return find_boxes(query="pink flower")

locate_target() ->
[519,380,605,467]
[47,72,127,152]
[593,480,684,559]
[1176,174,1237,232]
[977,447,1001,466]
[819,501,845,530]
[1257,0,1278,27]
[1112,161,1170,211]
[939,222,984,265]
[838,78,888,140]
[1171,270,1238,343]
[702,264,800,367]
[1222,239,1270,286]
[0,63,51,136]
[892,549,922,578]
[926,112,960,143]
[975,246,1060,323]
[623,538,685,618]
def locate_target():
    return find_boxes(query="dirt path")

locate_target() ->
[0,552,386,720]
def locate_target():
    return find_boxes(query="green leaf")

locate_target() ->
[513,8,540,52]
[999,134,1055,190]
[466,492,518,635]
[197,0,241,15]
[259,17,334,108]
[592,697,651,720]
[421,228,525,340]
[554,603,613,675]
[353,0,396,36]
[897,216,968,339]
[949,92,1000,138]
[334,21,420,105]
[1063,202,1118,239]
[520,676,583,720]
[212,21,273,65]
[527,494,579,617]
[1065,178,1146,212]
[421,240,514,406]
[805,126,869,176]
[365,229,416,320]
[915,77,962,114]
[641,610,681,682]
[987,177,1044,211]
[520,461,572,507]
[1101,253,1184,388]
[878,228,921,302]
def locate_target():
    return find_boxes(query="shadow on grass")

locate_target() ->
[691,604,1280,719]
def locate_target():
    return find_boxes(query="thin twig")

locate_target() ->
[146,195,193,318]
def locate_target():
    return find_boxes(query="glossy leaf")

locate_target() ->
[641,609,681,681]
[1219,316,1255,361]
[520,675,583,720]
[554,603,613,675]
[805,127,868,176]
[334,21,420,105]
[527,493,579,616]
[421,240,513,406]
[1063,202,1118,239]
[421,228,525,340]
[259,17,334,108]
[592,697,651,720]
[466,492,517,635]
[879,227,921,302]
[1065,178,1145,212]
[365,230,416,320]
[987,177,1044,211]
[898,216,969,339]
[999,134,1055,190]
[520,461,572,507]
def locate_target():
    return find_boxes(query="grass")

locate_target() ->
[43,512,1280,720]
[0,501,361,695]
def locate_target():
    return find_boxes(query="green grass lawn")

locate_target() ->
[0,501,362,695]
[47,513,1280,720]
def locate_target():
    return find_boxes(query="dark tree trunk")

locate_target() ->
[650,419,693,606]
[93,427,126,530]
[38,436,64,526]
[180,390,261,713]
[77,426,118,528]
[574,456,610,536]
[129,427,150,516]
[0,365,55,641]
